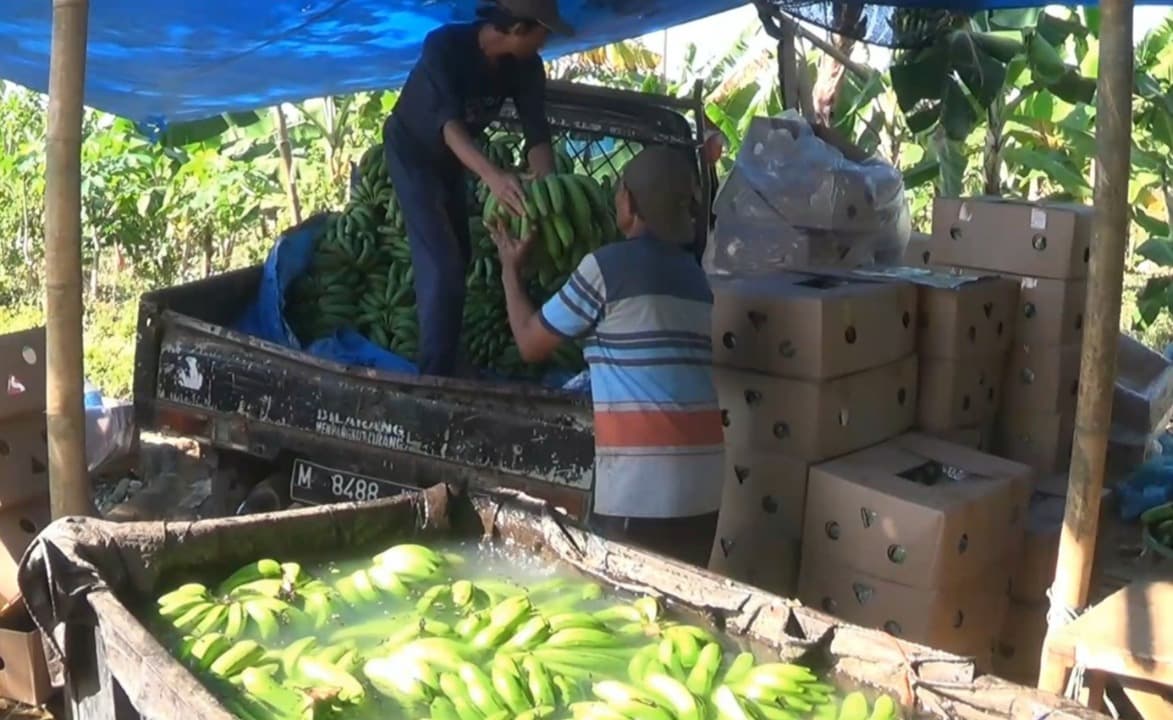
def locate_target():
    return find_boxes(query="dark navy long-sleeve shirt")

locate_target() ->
[384,22,552,179]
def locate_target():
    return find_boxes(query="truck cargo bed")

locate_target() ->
[132,81,711,517]
[20,484,1103,720]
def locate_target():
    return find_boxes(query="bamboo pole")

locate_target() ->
[44,0,92,519]
[272,104,302,224]
[1037,0,1133,696]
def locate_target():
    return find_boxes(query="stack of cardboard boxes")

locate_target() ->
[850,267,1019,449]
[798,433,1034,661]
[0,328,52,705]
[706,272,918,594]
[929,198,1091,475]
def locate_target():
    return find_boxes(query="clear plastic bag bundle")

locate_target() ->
[705,113,911,276]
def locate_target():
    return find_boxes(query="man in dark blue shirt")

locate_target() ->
[383,0,572,376]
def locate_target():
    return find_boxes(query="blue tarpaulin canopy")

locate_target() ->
[6,0,1161,128]
[1,0,751,127]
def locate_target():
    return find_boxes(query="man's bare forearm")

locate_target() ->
[500,266,551,362]
[443,121,499,180]
[527,142,555,177]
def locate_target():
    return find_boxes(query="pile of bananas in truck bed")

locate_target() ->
[285,137,617,378]
[155,543,903,720]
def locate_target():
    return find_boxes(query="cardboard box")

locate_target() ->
[710,272,916,381]
[709,531,801,597]
[0,606,51,706]
[0,328,45,423]
[802,433,1033,589]
[797,552,1011,656]
[1002,343,1081,416]
[1014,276,1086,348]
[847,267,1018,359]
[994,411,1075,474]
[715,356,918,462]
[1113,333,1173,439]
[0,420,49,510]
[993,600,1047,686]
[713,450,809,542]
[928,424,994,452]
[903,232,933,268]
[931,198,1092,280]
[0,502,51,609]
[917,352,1008,431]
[1009,491,1066,603]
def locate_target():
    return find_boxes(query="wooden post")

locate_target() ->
[44,0,92,520]
[272,104,302,224]
[1037,0,1133,695]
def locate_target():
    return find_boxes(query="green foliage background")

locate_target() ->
[2,8,1173,398]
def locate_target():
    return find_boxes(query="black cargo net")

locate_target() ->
[754,0,968,50]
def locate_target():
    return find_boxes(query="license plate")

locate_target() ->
[289,459,417,505]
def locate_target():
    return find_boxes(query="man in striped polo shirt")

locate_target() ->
[489,146,724,565]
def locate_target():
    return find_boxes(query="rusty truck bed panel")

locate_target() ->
[20,485,1104,720]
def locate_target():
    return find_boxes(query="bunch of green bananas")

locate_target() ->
[156,543,904,720]
[285,137,597,378]
[483,172,618,289]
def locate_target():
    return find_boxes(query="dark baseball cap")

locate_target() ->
[621,146,697,244]
[497,0,574,36]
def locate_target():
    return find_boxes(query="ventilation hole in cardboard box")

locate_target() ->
[1020,368,1036,385]
[845,204,857,219]
[772,422,789,439]
[722,332,736,350]
[743,390,762,406]
[953,611,965,629]
[902,311,911,329]
[997,321,1004,336]
[21,347,37,365]
[821,597,837,613]
[761,496,778,514]
[1070,380,1079,396]
[1083,247,1090,263]
[897,388,907,406]
[734,466,750,484]
[860,507,876,528]
[1031,234,1048,252]
[883,621,903,636]
[6,375,26,397]
[0,440,7,456]
[958,533,970,554]
[719,537,734,557]
[19,518,37,534]
[987,387,996,403]
[921,251,931,266]
[1075,314,1083,330]
[962,395,971,412]
[967,326,977,343]
[747,311,767,330]
[844,326,857,344]
[779,340,796,359]
[886,545,907,564]
[721,410,730,427]
[824,522,841,540]
[1023,302,1037,319]
[31,456,45,475]
[837,409,850,427]
[982,302,993,318]
[949,226,963,241]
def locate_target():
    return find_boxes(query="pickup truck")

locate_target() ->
[133,80,709,520]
